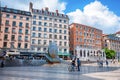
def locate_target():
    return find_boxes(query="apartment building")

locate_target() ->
[69,23,105,61]
[102,34,120,59]
[29,3,69,59]
[0,7,31,51]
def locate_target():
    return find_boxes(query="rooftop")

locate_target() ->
[0,7,31,16]
[31,7,69,19]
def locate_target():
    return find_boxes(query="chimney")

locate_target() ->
[45,7,49,11]
[56,10,58,14]
[29,2,33,12]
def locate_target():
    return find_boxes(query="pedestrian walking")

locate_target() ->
[106,60,108,67]
[71,60,75,71]
[77,58,81,71]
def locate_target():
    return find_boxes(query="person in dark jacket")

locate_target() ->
[77,58,81,71]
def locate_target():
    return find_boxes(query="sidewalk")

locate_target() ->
[83,62,120,80]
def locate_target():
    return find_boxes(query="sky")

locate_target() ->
[1,0,120,34]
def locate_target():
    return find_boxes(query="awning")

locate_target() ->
[58,51,70,56]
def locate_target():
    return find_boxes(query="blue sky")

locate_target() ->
[1,0,120,34]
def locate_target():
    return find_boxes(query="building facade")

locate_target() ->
[69,23,105,61]
[29,3,69,59]
[0,7,31,51]
[102,34,120,59]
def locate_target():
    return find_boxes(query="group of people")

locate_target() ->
[97,60,109,67]
[71,58,81,71]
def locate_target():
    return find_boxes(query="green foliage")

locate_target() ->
[104,48,116,59]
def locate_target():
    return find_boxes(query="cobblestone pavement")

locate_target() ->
[0,63,120,80]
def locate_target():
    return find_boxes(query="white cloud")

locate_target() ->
[1,0,66,13]
[67,1,120,34]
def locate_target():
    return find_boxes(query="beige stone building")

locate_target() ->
[29,3,69,59]
[0,7,31,51]
[102,34,120,59]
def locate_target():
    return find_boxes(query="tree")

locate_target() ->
[104,48,116,59]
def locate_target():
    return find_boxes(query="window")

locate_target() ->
[64,30,66,34]
[59,19,62,22]
[19,22,23,27]
[32,33,36,37]
[4,34,8,40]
[64,36,67,40]
[44,22,47,26]
[26,17,29,20]
[59,24,62,28]
[49,34,52,39]
[54,19,57,21]
[38,27,41,31]
[19,29,22,34]
[80,38,82,42]
[59,35,62,39]
[49,23,52,26]
[44,40,47,45]
[20,16,23,19]
[32,39,36,44]
[11,35,15,41]
[39,16,42,20]
[38,40,41,44]
[44,17,47,20]
[44,34,47,38]
[49,18,52,21]
[64,49,67,52]
[12,28,16,33]
[38,33,41,37]
[54,29,57,33]
[49,28,52,32]
[39,22,42,25]
[59,41,62,46]
[3,42,7,47]
[49,40,52,44]
[43,47,47,51]
[5,27,9,33]
[25,36,28,41]
[26,23,29,28]
[64,42,67,46]
[33,21,36,25]
[33,15,36,19]
[64,25,67,29]
[38,47,41,51]
[18,36,22,41]
[33,26,36,31]
[5,20,9,25]
[24,43,28,48]
[54,35,57,39]
[6,14,10,18]
[54,24,57,27]
[13,15,16,19]
[12,21,16,26]
[64,20,66,23]
[44,28,47,32]
[25,29,29,34]
[18,43,21,48]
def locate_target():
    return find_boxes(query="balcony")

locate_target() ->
[26,26,30,28]
[5,31,10,33]
[4,39,9,41]
[18,40,23,42]
[5,24,11,27]
[12,32,17,34]
[25,40,29,42]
